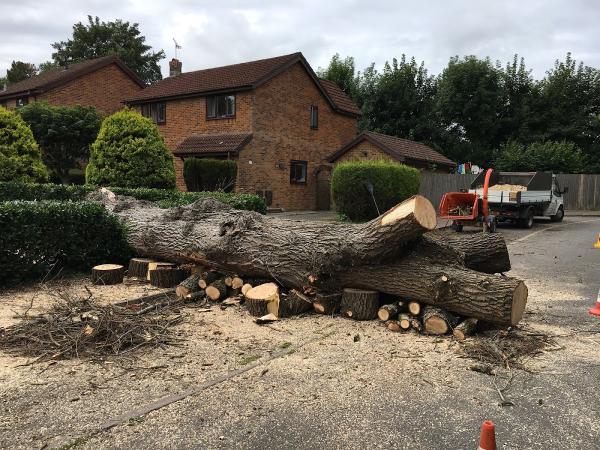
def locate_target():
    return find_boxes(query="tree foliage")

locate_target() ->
[495,141,585,173]
[51,15,165,84]
[0,107,49,183]
[318,54,359,101]
[6,60,37,84]
[183,158,237,192]
[19,102,102,184]
[86,109,175,189]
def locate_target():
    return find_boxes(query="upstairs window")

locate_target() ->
[15,96,28,108]
[310,105,318,129]
[207,94,235,119]
[290,160,307,184]
[141,102,166,124]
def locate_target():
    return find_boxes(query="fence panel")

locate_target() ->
[419,173,600,211]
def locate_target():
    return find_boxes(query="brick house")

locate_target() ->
[124,52,361,210]
[328,131,456,172]
[0,56,144,115]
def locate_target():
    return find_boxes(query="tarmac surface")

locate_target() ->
[1,216,600,449]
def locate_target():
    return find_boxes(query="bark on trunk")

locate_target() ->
[176,274,202,298]
[91,264,124,285]
[341,288,379,320]
[313,293,342,315]
[279,289,313,317]
[149,268,187,288]
[423,306,460,335]
[90,190,436,288]
[337,257,527,326]
[245,283,280,317]
[127,258,154,279]
[453,318,479,341]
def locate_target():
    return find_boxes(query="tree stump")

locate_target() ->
[313,292,342,315]
[176,274,202,298]
[245,283,280,317]
[453,318,479,341]
[206,278,228,301]
[341,288,379,320]
[127,258,154,279]
[149,267,187,288]
[91,264,124,285]
[423,306,460,335]
[377,302,402,321]
[146,262,175,281]
[279,289,313,317]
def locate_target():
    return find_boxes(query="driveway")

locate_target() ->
[1,218,599,449]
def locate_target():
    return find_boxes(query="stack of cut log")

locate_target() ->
[91,190,528,335]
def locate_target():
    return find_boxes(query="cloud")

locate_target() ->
[0,0,598,79]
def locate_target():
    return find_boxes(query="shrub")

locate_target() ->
[184,158,237,192]
[331,159,420,221]
[86,109,176,189]
[0,201,132,286]
[0,182,267,214]
[495,140,585,173]
[19,102,102,184]
[0,106,49,183]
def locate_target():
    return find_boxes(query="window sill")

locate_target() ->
[290,181,307,185]
[206,115,236,121]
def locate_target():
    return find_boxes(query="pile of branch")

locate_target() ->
[90,189,528,330]
[0,290,184,361]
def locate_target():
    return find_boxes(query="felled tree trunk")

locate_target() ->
[90,190,437,288]
[337,257,527,326]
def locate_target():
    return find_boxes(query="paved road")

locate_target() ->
[6,217,600,450]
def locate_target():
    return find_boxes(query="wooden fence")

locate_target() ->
[418,172,600,211]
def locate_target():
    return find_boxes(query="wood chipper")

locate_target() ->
[439,168,497,232]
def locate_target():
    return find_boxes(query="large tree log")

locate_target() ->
[90,190,436,288]
[340,288,379,320]
[414,230,511,274]
[337,257,527,326]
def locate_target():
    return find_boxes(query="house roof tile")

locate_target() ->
[173,133,253,156]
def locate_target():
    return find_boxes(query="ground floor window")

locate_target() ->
[290,160,307,184]
[15,96,28,107]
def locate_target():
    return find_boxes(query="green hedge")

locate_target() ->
[184,158,237,192]
[331,159,420,221]
[0,182,266,214]
[0,201,132,286]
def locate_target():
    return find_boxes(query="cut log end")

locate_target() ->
[380,195,437,230]
[245,283,280,317]
[511,282,528,325]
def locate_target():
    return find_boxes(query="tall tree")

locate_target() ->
[6,61,37,84]
[317,54,359,101]
[435,56,503,164]
[51,16,165,84]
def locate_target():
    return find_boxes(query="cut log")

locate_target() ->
[229,288,241,297]
[313,292,342,315]
[231,277,244,290]
[245,283,280,317]
[91,190,436,287]
[206,278,227,301]
[423,306,459,335]
[149,268,187,288]
[224,276,233,287]
[398,313,411,330]
[279,289,313,318]
[241,283,253,296]
[337,257,527,326]
[341,288,379,320]
[255,313,278,324]
[146,262,175,281]
[386,320,401,332]
[185,290,206,301]
[176,274,202,298]
[453,318,479,341]
[198,271,219,289]
[415,230,511,274]
[127,258,154,279]
[91,264,124,285]
[410,317,423,333]
[407,301,421,316]
[377,303,402,321]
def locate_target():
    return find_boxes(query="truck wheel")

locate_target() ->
[519,209,534,229]
[550,206,564,222]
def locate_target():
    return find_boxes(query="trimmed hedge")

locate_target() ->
[0,201,132,285]
[0,182,267,214]
[331,159,420,222]
[184,158,237,192]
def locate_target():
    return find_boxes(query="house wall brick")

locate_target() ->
[36,63,142,115]
[237,62,357,210]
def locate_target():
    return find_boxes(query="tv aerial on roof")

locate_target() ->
[173,38,182,58]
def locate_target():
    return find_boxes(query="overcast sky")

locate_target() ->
[1,0,599,80]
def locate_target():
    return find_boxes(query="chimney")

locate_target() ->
[169,58,182,77]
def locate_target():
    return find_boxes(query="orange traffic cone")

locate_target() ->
[595,234,600,249]
[478,420,497,450]
[589,288,600,317]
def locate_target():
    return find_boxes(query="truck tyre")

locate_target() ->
[519,208,534,229]
[550,206,564,222]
